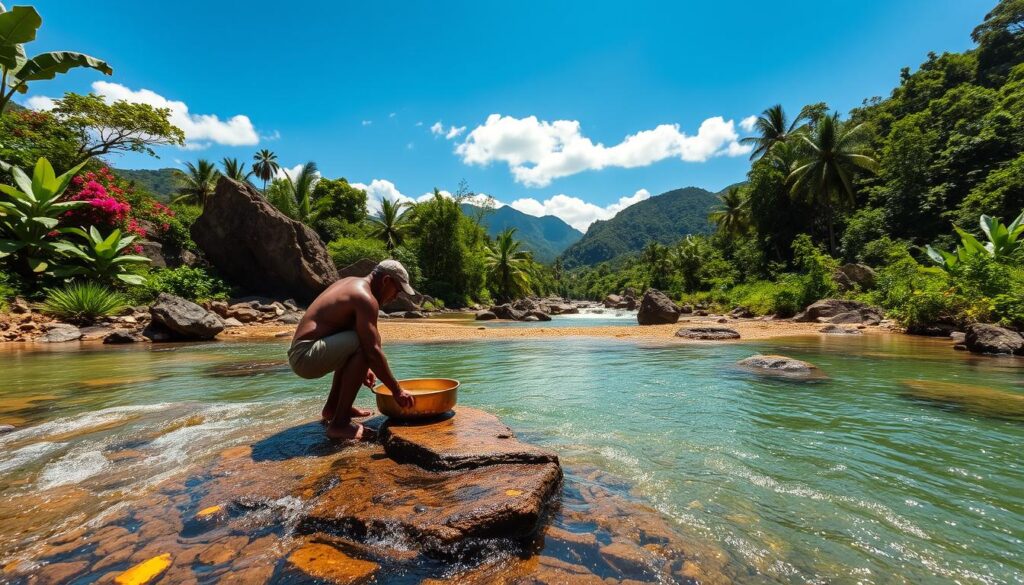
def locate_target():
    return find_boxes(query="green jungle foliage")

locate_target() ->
[38,281,126,324]
[114,168,180,202]
[136,266,231,303]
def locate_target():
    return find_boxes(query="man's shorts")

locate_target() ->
[287,330,360,379]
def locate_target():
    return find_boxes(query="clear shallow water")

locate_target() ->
[1,335,1022,583]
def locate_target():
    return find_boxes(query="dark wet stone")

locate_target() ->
[819,324,862,335]
[103,330,146,344]
[149,293,224,340]
[965,323,1024,355]
[474,310,497,321]
[636,289,680,325]
[675,327,740,340]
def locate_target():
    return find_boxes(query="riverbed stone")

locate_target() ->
[149,293,224,340]
[38,324,82,343]
[491,304,525,321]
[288,542,379,584]
[964,323,1024,355]
[103,330,146,344]
[819,324,862,335]
[636,289,680,325]
[475,310,497,321]
[675,327,740,340]
[382,407,559,471]
[737,355,823,379]
[526,310,552,322]
[902,379,1024,421]
[794,299,883,325]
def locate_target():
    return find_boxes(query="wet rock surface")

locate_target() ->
[149,293,225,340]
[675,326,741,340]
[636,289,680,325]
[0,408,723,584]
[737,354,825,380]
[964,323,1024,355]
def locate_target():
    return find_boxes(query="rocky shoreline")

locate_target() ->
[0,407,730,584]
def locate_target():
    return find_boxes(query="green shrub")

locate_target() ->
[791,234,839,307]
[140,266,230,303]
[328,237,389,269]
[162,204,201,251]
[39,282,127,323]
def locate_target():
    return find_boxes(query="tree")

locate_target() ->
[708,186,749,237]
[311,177,367,223]
[285,161,319,221]
[739,104,810,160]
[47,93,185,165]
[173,160,219,208]
[0,4,112,116]
[251,149,279,194]
[788,113,878,253]
[485,227,532,302]
[369,197,410,251]
[220,157,252,183]
[265,177,296,218]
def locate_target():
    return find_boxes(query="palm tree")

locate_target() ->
[484,228,533,302]
[740,104,811,160]
[709,186,750,237]
[221,157,252,183]
[370,198,411,251]
[173,159,220,207]
[285,161,319,221]
[788,113,878,253]
[252,149,280,194]
[641,242,673,290]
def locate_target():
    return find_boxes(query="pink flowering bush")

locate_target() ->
[61,167,177,249]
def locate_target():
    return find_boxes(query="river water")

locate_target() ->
[0,329,1022,583]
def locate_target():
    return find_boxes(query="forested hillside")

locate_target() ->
[460,204,582,263]
[114,168,180,202]
[558,186,724,268]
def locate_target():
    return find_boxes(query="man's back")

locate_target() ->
[293,277,377,343]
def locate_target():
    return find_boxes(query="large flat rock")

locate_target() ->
[382,407,559,471]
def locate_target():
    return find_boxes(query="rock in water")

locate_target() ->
[149,293,224,340]
[191,177,338,303]
[964,323,1024,355]
[636,289,680,325]
[38,324,82,343]
[491,304,526,321]
[675,327,740,340]
[738,354,821,378]
[474,310,497,321]
[819,324,862,335]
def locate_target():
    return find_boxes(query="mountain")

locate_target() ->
[114,168,180,202]
[461,204,583,264]
[558,185,733,268]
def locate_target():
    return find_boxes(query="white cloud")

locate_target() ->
[84,81,260,148]
[445,126,466,139]
[430,122,444,135]
[739,115,758,132]
[361,120,373,126]
[261,130,282,141]
[181,142,211,151]
[24,95,56,110]
[430,121,466,140]
[510,188,651,231]
[456,114,752,187]
[351,179,416,214]
[274,163,321,185]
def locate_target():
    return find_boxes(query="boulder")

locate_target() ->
[513,298,540,312]
[526,310,552,322]
[964,323,1024,355]
[222,317,245,328]
[794,299,883,325]
[737,354,820,377]
[906,323,956,337]
[636,289,680,325]
[834,263,877,291]
[403,311,426,319]
[523,315,540,322]
[491,304,526,321]
[10,297,30,314]
[675,327,740,340]
[149,293,224,340]
[603,294,622,308]
[191,177,339,303]
[137,240,168,269]
[475,310,497,321]
[38,324,82,343]
[547,303,577,315]
[227,306,261,323]
[277,312,303,325]
[103,331,146,344]
[337,258,378,279]
[729,306,754,319]
[819,324,862,335]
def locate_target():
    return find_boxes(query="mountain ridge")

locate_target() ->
[461,203,583,263]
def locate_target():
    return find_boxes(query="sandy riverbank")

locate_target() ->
[220,315,882,343]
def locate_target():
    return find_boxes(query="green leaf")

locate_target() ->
[0,238,25,257]
[116,273,147,286]
[954,227,987,255]
[11,51,112,83]
[31,157,57,200]
[27,257,48,273]
[0,183,30,202]
[0,40,25,72]
[53,160,88,198]
[10,165,34,201]
[0,6,40,46]
[30,216,58,229]
[112,255,151,264]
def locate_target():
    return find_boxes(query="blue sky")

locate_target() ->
[25,0,991,231]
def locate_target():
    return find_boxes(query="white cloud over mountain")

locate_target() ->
[510,189,651,231]
[454,114,752,187]
[27,82,261,149]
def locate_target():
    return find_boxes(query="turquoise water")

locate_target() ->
[1,334,1022,583]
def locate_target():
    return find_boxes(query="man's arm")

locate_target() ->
[353,294,414,407]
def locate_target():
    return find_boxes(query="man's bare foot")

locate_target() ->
[325,420,371,441]
[321,406,372,423]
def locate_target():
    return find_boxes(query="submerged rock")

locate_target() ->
[149,294,224,341]
[901,379,1024,421]
[738,354,824,379]
[474,310,497,321]
[103,330,146,344]
[288,542,379,583]
[636,289,680,325]
[964,323,1024,355]
[675,326,740,340]
[192,177,339,303]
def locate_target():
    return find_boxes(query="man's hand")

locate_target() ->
[394,386,415,408]
[363,371,376,388]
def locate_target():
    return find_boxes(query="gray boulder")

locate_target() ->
[475,310,497,321]
[526,310,552,322]
[277,312,303,324]
[675,327,740,340]
[38,324,82,343]
[522,315,540,322]
[636,289,681,325]
[149,293,224,340]
[491,304,526,321]
[513,298,540,312]
[964,323,1024,355]
[404,311,426,319]
[103,330,146,344]
[834,263,877,291]
[819,324,862,335]
[191,177,338,303]
[794,299,883,325]
[603,294,622,308]
[738,354,819,375]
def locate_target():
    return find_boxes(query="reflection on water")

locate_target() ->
[1,334,1022,583]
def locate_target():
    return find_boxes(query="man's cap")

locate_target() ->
[376,259,416,295]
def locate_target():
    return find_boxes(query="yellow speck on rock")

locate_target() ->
[196,505,222,519]
[505,489,523,497]
[114,553,172,585]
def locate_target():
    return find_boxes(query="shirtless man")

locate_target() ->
[288,260,416,440]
